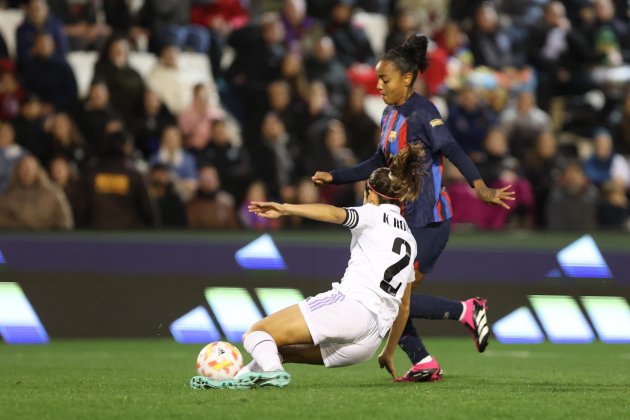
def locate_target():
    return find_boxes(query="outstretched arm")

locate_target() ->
[377,281,413,378]
[312,148,387,186]
[248,202,347,225]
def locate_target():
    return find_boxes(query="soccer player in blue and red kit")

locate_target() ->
[312,33,515,382]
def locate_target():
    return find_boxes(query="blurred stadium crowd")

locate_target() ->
[0,0,629,231]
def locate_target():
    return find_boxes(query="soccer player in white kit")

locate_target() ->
[190,145,426,390]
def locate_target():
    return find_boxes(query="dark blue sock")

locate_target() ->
[409,294,463,320]
[398,316,430,364]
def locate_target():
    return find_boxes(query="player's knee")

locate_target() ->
[244,321,267,339]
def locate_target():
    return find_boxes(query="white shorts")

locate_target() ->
[298,289,382,368]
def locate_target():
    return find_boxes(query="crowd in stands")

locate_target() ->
[0,0,629,231]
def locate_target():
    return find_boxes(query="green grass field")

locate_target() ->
[1,338,629,419]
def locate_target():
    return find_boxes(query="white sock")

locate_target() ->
[419,355,433,364]
[238,359,261,375]
[243,331,283,372]
[458,302,467,323]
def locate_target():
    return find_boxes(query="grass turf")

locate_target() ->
[1,338,629,419]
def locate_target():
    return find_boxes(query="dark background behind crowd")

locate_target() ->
[0,0,629,232]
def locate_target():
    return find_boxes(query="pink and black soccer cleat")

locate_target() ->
[394,357,443,383]
[460,297,490,353]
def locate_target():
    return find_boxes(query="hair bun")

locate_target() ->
[402,33,429,73]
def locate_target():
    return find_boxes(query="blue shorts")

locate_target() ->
[409,220,451,274]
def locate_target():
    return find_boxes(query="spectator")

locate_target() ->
[73,80,121,155]
[131,89,176,159]
[225,12,286,119]
[446,86,497,159]
[310,119,357,207]
[395,1,449,36]
[265,79,304,140]
[104,0,146,42]
[523,131,565,227]
[204,118,252,202]
[48,0,112,51]
[592,0,630,65]
[342,85,379,160]
[21,32,78,112]
[546,161,598,230]
[147,44,214,115]
[288,176,324,229]
[93,35,145,127]
[279,52,309,106]
[0,62,24,120]
[48,154,81,221]
[189,0,250,78]
[610,90,630,156]
[527,1,600,111]
[178,83,225,156]
[0,154,73,230]
[476,128,535,228]
[139,0,210,53]
[252,112,302,200]
[78,131,158,229]
[499,90,552,161]
[186,164,239,229]
[238,180,281,231]
[16,0,69,68]
[148,125,198,201]
[12,94,51,166]
[306,118,356,175]
[280,0,319,53]
[304,36,348,109]
[0,122,26,193]
[468,1,524,70]
[324,0,375,67]
[583,128,630,187]
[147,163,188,228]
[597,179,629,228]
[385,7,420,53]
[45,112,87,166]
[300,80,338,149]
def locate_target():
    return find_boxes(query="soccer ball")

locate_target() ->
[196,341,244,380]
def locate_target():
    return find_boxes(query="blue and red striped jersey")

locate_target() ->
[331,93,482,228]
[379,93,453,227]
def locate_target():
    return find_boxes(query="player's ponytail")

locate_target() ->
[366,144,427,205]
[381,33,429,84]
[389,143,426,202]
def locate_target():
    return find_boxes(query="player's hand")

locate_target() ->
[311,171,333,186]
[248,201,287,218]
[378,351,397,379]
[475,184,515,210]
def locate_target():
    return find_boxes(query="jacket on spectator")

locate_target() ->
[0,156,73,230]
[79,144,158,229]
[186,190,239,229]
[16,14,68,68]
[21,56,78,111]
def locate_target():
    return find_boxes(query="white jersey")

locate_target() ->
[332,203,417,337]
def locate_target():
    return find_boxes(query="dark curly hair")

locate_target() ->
[381,33,429,85]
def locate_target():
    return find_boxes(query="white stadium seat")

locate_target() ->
[0,8,25,58]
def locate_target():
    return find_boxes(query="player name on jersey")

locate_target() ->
[383,213,407,231]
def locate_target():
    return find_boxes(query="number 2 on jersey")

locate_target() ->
[380,237,411,296]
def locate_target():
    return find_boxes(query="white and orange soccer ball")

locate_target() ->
[196,341,244,380]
